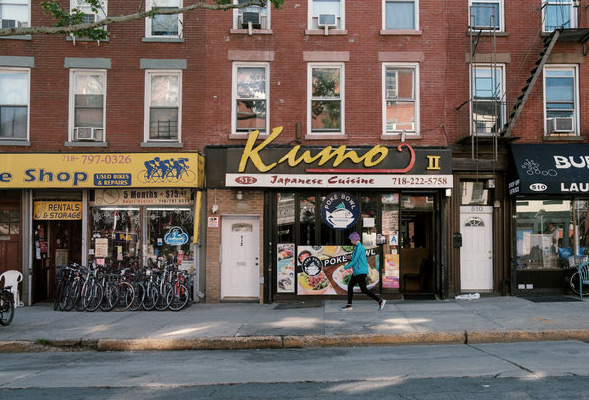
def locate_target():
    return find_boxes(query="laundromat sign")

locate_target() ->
[0,153,204,189]
[224,127,453,189]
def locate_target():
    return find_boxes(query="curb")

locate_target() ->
[2,329,588,353]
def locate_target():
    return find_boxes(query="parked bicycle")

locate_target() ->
[0,284,15,326]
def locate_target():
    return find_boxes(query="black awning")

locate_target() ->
[509,143,589,196]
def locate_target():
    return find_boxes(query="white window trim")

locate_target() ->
[542,0,577,32]
[231,62,270,136]
[382,62,420,137]
[308,0,345,31]
[68,69,106,143]
[382,0,419,32]
[543,64,579,136]
[307,62,345,136]
[468,0,504,32]
[469,63,506,137]
[144,70,182,142]
[145,0,183,39]
[0,0,31,28]
[0,67,30,141]
[232,0,271,31]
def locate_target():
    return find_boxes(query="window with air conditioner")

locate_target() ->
[0,0,30,33]
[384,0,418,30]
[234,0,269,30]
[70,0,107,34]
[383,63,419,135]
[233,63,268,135]
[471,65,505,136]
[69,69,105,142]
[544,66,578,136]
[543,0,576,32]
[308,63,344,135]
[310,0,343,30]
[0,68,29,141]
[145,70,181,142]
[146,0,182,38]
[469,0,503,31]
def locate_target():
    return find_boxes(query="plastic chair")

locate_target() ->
[0,270,23,307]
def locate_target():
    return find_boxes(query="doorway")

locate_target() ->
[460,205,493,291]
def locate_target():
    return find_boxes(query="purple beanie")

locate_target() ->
[349,232,361,242]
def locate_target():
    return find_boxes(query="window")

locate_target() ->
[384,0,418,30]
[70,0,107,24]
[469,0,503,31]
[145,70,181,142]
[69,70,106,142]
[146,0,182,38]
[383,63,419,135]
[543,0,576,32]
[0,0,29,29]
[0,68,29,140]
[471,65,505,135]
[309,0,343,30]
[544,66,578,135]
[308,64,344,135]
[233,0,269,30]
[233,63,268,135]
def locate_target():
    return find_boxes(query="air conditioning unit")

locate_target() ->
[386,88,397,99]
[552,117,574,133]
[81,13,97,24]
[1,19,21,29]
[318,13,337,28]
[241,11,261,28]
[74,127,101,141]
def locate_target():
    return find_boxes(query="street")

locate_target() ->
[1,341,589,399]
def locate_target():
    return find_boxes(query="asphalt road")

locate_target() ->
[2,341,589,399]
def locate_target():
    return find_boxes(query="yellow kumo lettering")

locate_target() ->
[239,127,389,172]
[426,155,441,170]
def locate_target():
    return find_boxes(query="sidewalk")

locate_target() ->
[1,296,589,352]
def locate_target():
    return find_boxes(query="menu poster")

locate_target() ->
[383,253,400,289]
[297,246,380,295]
[95,238,108,258]
[277,243,295,293]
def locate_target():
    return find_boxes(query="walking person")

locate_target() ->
[340,232,386,311]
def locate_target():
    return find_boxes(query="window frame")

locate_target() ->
[308,0,345,31]
[231,62,270,136]
[68,69,107,143]
[0,0,30,29]
[307,62,345,136]
[543,64,579,136]
[232,0,271,31]
[382,62,420,137]
[144,69,182,143]
[0,67,29,142]
[382,0,419,31]
[543,0,577,32]
[470,64,506,136]
[145,0,183,39]
[468,0,504,32]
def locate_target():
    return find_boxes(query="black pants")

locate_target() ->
[347,274,381,304]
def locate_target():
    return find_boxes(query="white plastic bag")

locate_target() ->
[455,293,480,300]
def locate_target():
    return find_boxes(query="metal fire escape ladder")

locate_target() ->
[502,30,560,137]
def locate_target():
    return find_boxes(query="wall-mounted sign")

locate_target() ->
[164,226,189,246]
[321,192,360,230]
[33,201,82,220]
[93,188,193,206]
[208,217,219,228]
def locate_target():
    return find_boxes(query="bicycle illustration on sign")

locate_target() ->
[138,157,196,183]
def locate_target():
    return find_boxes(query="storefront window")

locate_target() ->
[277,192,295,243]
[146,207,194,267]
[515,200,573,269]
[91,207,141,268]
[299,195,316,245]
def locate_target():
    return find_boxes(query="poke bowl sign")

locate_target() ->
[321,192,359,230]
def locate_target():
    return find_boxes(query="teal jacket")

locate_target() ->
[344,242,369,276]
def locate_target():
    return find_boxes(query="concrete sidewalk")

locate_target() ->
[1,296,588,352]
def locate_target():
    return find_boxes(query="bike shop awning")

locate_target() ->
[509,143,589,196]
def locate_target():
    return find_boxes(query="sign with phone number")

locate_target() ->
[226,174,453,188]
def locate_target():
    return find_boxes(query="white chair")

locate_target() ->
[0,270,23,307]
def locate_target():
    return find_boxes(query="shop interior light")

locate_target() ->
[146,207,192,211]
[99,207,140,211]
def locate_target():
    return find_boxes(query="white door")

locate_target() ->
[221,216,260,299]
[460,206,493,291]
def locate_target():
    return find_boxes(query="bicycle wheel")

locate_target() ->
[155,282,173,311]
[53,280,63,311]
[569,272,589,296]
[142,285,158,311]
[84,281,104,312]
[113,282,135,312]
[100,283,119,312]
[169,284,190,311]
[0,290,15,326]
[75,281,89,312]
[129,282,145,311]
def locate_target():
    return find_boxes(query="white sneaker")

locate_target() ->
[340,305,353,311]
[378,299,386,311]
